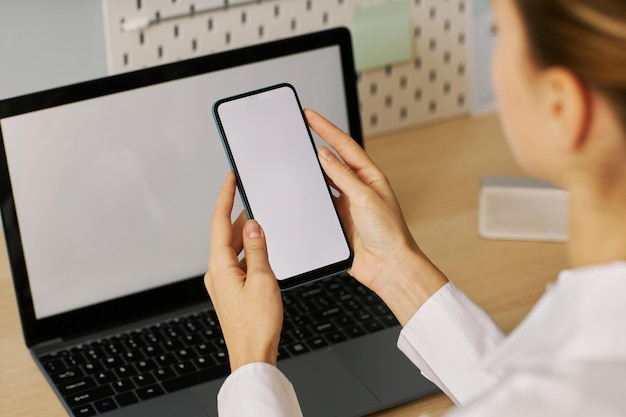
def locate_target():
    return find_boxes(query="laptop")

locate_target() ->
[0,28,438,417]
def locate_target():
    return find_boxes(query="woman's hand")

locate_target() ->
[306,109,448,325]
[204,172,283,372]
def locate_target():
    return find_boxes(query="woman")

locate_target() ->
[205,0,626,415]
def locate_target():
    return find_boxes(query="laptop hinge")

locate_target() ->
[31,337,65,355]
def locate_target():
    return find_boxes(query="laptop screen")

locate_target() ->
[0,29,361,330]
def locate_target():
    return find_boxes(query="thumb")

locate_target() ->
[242,220,274,277]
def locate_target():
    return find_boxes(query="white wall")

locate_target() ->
[0,0,107,100]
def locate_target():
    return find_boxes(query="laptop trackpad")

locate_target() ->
[333,328,439,403]
[190,350,377,417]
[279,350,380,417]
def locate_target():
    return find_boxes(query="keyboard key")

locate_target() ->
[135,384,165,400]
[313,295,333,308]
[163,339,185,351]
[353,310,373,322]
[154,367,177,381]
[133,373,156,386]
[193,356,215,369]
[362,293,383,306]
[333,315,356,328]
[294,302,313,314]
[64,385,114,407]
[59,376,97,395]
[122,350,144,363]
[83,347,104,361]
[213,351,228,364]
[66,354,86,367]
[182,333,203,345]
[291,327,314,340]
[325,331,348,344]
[162,365,230,393]
[299,287,323,298]
[201,328,220,339]
[312,306,344,321]
[94,397,118,412]
[380,314,399,327]
[71,405,96,416]
[290,314,313,328]
[312,321,337,334]
[344,299,362,311]
[112,378,135,393]
[101,342,123,355]
[344,325,367,339]
[143,344,164,357]
[102,356,123,368]
[362,320,384,333]
[82,361,104,374]
[371,304,392,317]
[305,337,328,350]
[53,367,84,383]
[42,359,67,373]
[164,328,181,339]
[115,391,139,406]
[174,361,197,375]
[136,359,157,372]
[283,305,299,319]
[143,333,164,345]
[287,343,310,356]
[175,348,196,361]
[123,337,145,350]
[195,343,215,355]
[201,316,220,330]
[94,371,116,384]
[155,353,176,367]
[115,364,138,378]
[184,321,198,332]
[337,292,355,302]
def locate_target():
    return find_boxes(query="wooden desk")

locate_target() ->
[0,114,568,416]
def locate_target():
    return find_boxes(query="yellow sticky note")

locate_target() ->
[351,0,413,72]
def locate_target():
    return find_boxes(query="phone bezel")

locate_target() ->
[213,83,353,290]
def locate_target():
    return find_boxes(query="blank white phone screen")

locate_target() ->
[216,85,350,282]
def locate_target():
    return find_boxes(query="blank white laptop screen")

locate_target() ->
[1,46,349,319]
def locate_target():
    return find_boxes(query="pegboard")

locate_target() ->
[103,0,470,137]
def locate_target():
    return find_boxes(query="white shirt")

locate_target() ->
[217,262,626,416]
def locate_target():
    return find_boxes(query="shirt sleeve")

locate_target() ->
[397,282,505,406]
[443,361,626,417]
[217,362,303,417]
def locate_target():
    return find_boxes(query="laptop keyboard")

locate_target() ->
[38,274,399,416]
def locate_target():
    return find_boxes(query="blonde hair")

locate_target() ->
[514,0,626,128]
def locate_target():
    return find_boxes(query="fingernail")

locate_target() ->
[319,146,334,161]
[246,220,262,239]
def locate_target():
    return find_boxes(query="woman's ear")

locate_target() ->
[542,67,591,153]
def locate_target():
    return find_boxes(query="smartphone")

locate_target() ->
[213,83,353,289]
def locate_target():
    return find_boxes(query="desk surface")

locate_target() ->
[0,114,568,417]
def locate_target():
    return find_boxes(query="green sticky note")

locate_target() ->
[351,0,413,72]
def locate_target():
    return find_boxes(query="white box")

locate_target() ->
[478,176,569,242]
